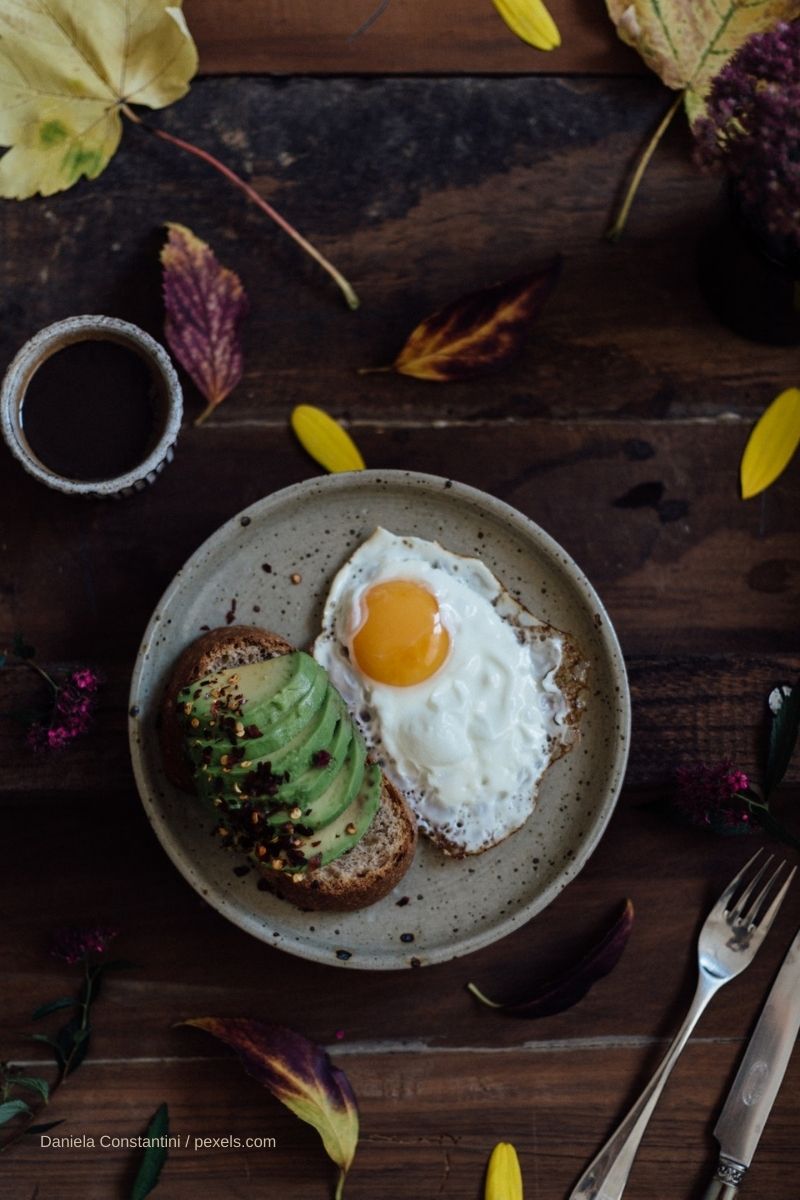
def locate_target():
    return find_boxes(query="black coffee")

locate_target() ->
[21,339,162,482]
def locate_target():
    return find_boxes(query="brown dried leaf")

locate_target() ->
[373,260,561,383]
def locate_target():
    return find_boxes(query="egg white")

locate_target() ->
[313,528,576,855]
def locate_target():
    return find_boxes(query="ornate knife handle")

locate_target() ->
[702,1157,747,1200]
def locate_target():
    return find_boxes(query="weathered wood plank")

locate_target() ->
[0,422,796,678]
[187,0,640,76]
[1,79,795,426]
[2,1044,799,1198]
[1,788,798,1055]
[1,652,798,799]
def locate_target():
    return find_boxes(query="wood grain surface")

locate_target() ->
[187,0,641,76]
[1,29,799,1200]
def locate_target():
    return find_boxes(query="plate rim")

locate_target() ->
[128,469,631,970]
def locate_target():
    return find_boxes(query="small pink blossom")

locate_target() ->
[673,761,753,835]
[24,665,101,753]
[51,927,118,966]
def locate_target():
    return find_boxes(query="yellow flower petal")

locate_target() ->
[740,387,800,500]
[485,1142,524,1200]
[492,0,561,51]
[291,405,365,474]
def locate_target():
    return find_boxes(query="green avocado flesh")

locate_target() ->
[297,761,383,867]
[176,651,381,876]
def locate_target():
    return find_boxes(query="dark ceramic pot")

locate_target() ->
[698,189,800,346]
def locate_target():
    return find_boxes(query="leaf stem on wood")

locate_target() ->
[121,105,360,311]
[606,91,683,242]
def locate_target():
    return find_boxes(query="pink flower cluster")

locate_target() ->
[26,667,100,753]
[674,761,752,835]
[50,926,118,966]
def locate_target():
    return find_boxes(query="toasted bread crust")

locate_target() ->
[159,626,293,793]
[159,625,417,911]
[265,775,417,911]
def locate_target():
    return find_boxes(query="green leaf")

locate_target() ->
[10,1076,49,1104]
[32,996,77,1021]
[30,1034,63,1067]
[766,684,800,799]
[130,1103,170,1200]
[0,1099,31,1125]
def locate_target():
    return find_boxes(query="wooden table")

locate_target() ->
[2,3,799,1197]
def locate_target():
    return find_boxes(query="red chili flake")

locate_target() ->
[244,724,262,739]
[312,749,332,767]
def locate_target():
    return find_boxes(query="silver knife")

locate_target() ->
[703,925,800,1199]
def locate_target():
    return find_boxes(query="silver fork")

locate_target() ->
[569,850,795,1200]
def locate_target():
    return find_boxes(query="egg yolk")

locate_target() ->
[351,579,450,686]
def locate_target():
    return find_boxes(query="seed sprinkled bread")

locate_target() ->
[159,625,417,911]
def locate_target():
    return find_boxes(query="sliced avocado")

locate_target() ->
[263,723,366,832]
[179,652,320,743]
[190,657,328,768]
[271,696,354,807]
[193,684,346,808]
[291,760,382,869]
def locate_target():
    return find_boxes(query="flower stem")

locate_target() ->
[606,91,683,242]
[744,796,800,853]
[121,105,360,310]
[25,660,58,694]
[335,1169,346,1200]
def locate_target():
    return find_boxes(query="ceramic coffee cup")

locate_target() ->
[0,315,183,499]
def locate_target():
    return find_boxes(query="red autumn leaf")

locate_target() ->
[467,898,634,1017]
[369,258,561,382]
[161,222,248,424]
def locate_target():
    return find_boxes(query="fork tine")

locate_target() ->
[748,862,796,932]
[729,853,773,920]
[720,848,764,914]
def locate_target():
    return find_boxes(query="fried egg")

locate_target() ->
[313,528,579,855]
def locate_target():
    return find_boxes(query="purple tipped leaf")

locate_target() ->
[182,1018,358,1196]
[468,899,634,1018]
[161,223,248,425]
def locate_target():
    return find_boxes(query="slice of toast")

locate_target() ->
[158,626,417,911]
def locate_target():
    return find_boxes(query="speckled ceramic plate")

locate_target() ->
[129,471,630,970]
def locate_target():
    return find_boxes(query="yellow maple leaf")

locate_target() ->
[605,1,800,119]
[0,0,198,199]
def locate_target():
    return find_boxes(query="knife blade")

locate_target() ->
[703,925,800,1199]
